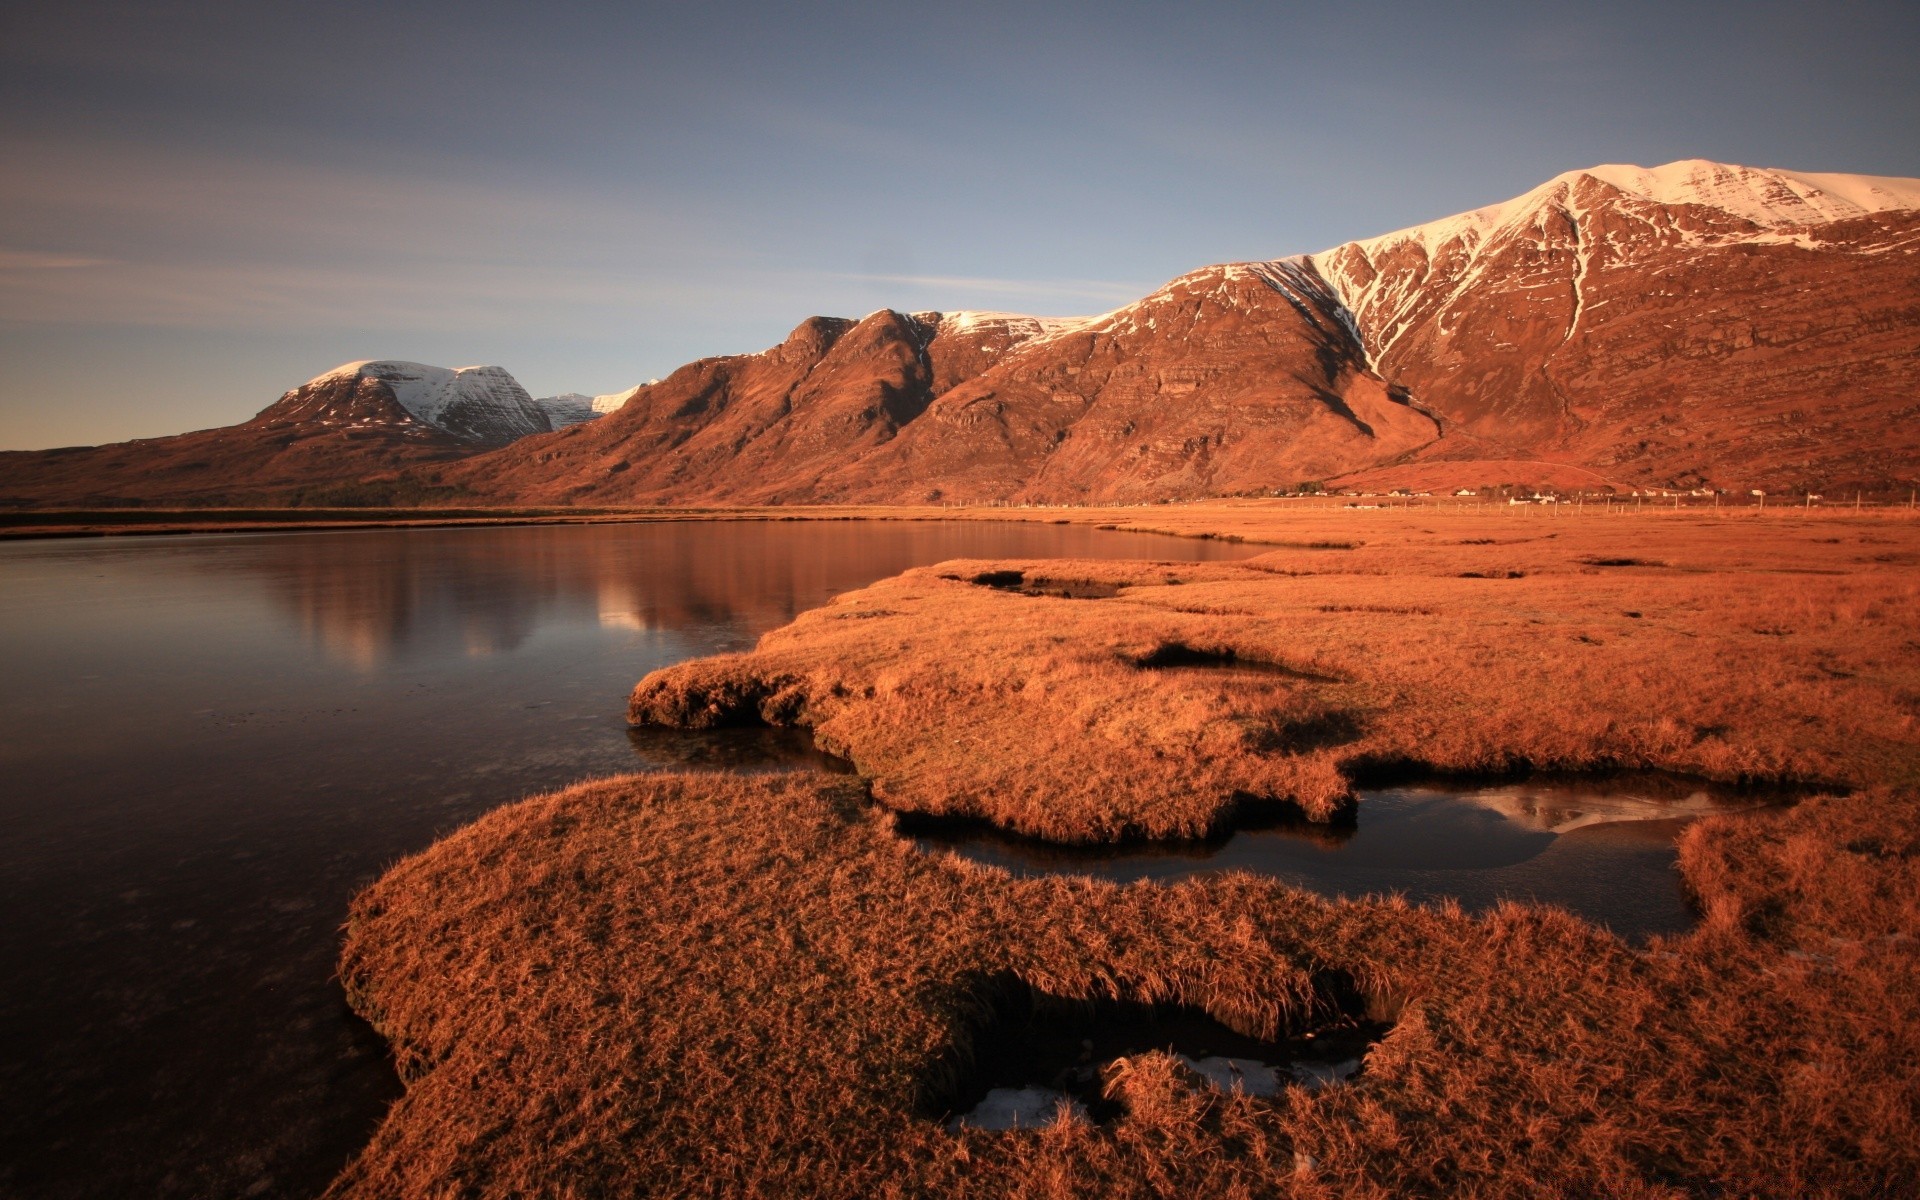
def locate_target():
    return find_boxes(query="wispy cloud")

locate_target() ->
[0,135,768,332]
[0,248,116,270]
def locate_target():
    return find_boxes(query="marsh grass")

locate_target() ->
[332,773,1919,1198]
[337,508,1920,1197]
[630,514,1920,839]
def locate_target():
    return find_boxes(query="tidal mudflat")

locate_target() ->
[335,506,1920,1198]
[0,519,1248,1200]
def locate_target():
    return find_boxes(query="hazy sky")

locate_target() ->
[2,0,1916,449]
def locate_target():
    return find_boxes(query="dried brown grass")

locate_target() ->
[335,507,1920,1197]
[631,513,1920,840]
[331,772,1919,1198]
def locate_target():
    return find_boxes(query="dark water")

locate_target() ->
[0,520,1254,1200]
[909,777,1786,943]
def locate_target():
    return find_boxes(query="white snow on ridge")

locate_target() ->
[912,310,1095,343]
[316,360,512,424]
[592,384,644,414]
[1303,159,1920,368]
[312,360,550,442]
[1319,159,1920,266]
[1582,160,1920,226]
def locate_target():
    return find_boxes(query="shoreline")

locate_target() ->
[4,496,1914,543]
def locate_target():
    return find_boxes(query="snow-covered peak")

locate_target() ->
[1577,160,1920,226]
[592,385,642,414]
[912,310,1093,340]
[314,360,506,424]
[1321,160,1920,265]
[534,393,599,428]
[309,360,550,444]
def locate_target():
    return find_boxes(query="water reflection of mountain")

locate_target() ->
[1450,781,1736,834]
[217,522,1244,669]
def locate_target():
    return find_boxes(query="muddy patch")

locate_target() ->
[943,569,1125,600]
[928,974,1389,1131]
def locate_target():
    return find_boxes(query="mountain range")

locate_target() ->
[4,159,1916,507]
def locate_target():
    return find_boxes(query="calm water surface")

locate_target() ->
[909,777,1784,942]
[0,520,1254,1200]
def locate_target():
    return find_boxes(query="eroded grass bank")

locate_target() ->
[334,510,1920,1197]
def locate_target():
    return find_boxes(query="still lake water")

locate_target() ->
[0,520,1256,1200]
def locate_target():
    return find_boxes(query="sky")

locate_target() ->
[2,0,1916,450]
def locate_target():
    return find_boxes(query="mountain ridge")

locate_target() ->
[3,159,1916,506]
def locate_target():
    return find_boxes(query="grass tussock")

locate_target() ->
[331,771,1920,1198]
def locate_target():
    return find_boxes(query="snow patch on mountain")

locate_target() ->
[1306,159,1920,368]
[310,360,551,444]
[592,385,643,414]
[915,310,1092,339]
[1319,160,1920,269]
[1581,160,1920,226]
[535,393,600,428]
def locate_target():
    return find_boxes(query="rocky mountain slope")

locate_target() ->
[0,361,550,506]
[536,386,640,429]
[427,267,1438,506]
[432,159,1917,504]
[5,160,1915,506]
[1309,160,1920,492]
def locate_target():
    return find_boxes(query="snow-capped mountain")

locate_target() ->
[292,361,552,446]
[1312,160,1920,371]
[592,386,643,415]
[1,360,554,505]
[536,385,648,427]
[535,393,600,428]
[7,159,1916,507]
[1305,160,1920,490]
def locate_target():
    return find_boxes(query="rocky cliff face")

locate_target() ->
[444,310,995,505]
[436,272,1436,507]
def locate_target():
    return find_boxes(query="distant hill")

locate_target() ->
[0,361,555,506]
[6,160,1916,507]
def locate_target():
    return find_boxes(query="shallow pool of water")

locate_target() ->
[907,776,1788,942]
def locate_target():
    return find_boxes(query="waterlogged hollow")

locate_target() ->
[943,568,1127,599]
[906,773,1803,942]
[1130,642,1341,681]
[929,975,1390,1131]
